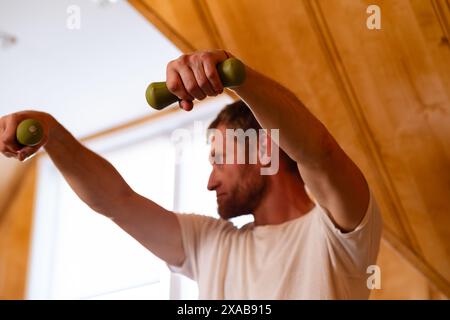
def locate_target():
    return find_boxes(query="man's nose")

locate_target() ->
[207,169,219,191]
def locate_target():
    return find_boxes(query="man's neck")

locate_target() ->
[252,172,315,227]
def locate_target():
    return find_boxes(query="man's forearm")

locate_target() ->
[232,66,334,165]
[44,117,132,213]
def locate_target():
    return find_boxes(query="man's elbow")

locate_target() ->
[302,128,338,167]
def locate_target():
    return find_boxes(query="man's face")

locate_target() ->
[207,125,267,220]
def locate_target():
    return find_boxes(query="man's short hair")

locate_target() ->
[208,99,300,174]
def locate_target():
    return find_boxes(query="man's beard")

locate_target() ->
[217,169,267,220]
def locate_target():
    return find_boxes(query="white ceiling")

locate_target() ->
[0,0,181,138]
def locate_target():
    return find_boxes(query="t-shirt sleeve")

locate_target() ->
[314,188,383,274]
[166,213,230,281]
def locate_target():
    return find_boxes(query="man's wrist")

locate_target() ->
[231,64,255,95]
[42,113,61,150]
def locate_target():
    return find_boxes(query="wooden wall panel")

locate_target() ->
[411,0,450,94]
[130,0,450,297]
[371,239,446,300]
[312,0,450,283]
[130,0,216,51]
[0,159,24,219]
[0,161,37,299]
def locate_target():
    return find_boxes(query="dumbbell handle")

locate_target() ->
[16,119,44,146]
[145,58,246,110]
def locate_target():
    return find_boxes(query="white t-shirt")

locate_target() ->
[168,190,382,299]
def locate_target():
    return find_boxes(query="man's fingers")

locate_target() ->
[18,145,40,160]
[2,118,22,152]
[178,65,206,101]
[2,151,18,159]
[166,68,194,101]
[2,139,21,153]
[191,61,217,97]
[203,59,224,94]
[179,100,194,111]
[167,50,231,107]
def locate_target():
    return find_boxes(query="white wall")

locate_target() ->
[0,0,180,137]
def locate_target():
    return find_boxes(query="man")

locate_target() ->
[0,50,382,299]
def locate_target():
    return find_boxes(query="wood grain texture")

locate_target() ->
[0,159,24,222]
[0,160,37,299]
[311,0,450,284]
[371,238,447,299]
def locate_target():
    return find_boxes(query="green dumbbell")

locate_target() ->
[16,119,44,146]
[146,57,246,110]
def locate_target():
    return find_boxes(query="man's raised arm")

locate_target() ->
[232,62,369,232]
[0,110,185,266]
